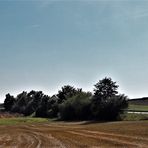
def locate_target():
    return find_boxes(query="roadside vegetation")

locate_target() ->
[3,77,128,121]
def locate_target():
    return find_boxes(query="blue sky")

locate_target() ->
[0,0,148,102]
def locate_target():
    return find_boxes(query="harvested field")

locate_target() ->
[0,120,148,147]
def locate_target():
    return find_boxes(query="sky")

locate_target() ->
[0,0,148,102]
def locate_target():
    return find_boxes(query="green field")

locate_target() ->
[0,117,49,125]
[128,104,148,111]
[123,113,148,121]
[0,112,148,126]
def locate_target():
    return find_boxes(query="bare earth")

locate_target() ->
[0,121,148,148]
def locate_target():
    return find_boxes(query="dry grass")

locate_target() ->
[0,112,23,118]
[0,120,148,147]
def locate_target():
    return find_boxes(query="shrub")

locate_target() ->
[91,95,128,120]
[59,92,92,120]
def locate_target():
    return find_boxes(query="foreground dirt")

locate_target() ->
[0,121,148,148]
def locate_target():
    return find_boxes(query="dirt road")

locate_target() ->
[0,121,148,147]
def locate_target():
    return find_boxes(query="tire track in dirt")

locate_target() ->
[68,130,148,148]
[0,122,148,148]
[19,125,66,148]
[81,130,148,142]
[0,126,66,148]
[31,131,66,148]
[38,123,148,147]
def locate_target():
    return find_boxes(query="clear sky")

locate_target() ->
[0,0,148,102]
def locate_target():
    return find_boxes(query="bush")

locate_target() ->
[91,94,128,120]
[59,92,92,120]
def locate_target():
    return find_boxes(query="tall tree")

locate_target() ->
[57,85,80,103]
[4,94,15,111]
[92,77,128,120]
[94,77,118,100]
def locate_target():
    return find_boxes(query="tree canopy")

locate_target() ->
[92,77,128,120]
[3,77,128,121]
[94,77,119,99]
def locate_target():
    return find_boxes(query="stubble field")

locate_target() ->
[0,119,148,148]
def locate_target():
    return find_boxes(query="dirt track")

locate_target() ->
[0,121,148,148]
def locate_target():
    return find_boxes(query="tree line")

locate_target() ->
[4,77,128,121]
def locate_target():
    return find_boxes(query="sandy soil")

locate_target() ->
[0,121,148,148]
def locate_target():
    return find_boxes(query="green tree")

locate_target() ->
[57,85,82,103]
[24,91,44,116]
[11,91,28,114]
[4,94,15,111]
[92,77,128,120]
[94,77,118,100]
[35,95,49,117]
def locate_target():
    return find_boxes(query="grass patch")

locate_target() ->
[122,113,148,121]
[128,104,148,111]
[0,117,49,125]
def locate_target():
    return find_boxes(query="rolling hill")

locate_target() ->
[129,97,148,105]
